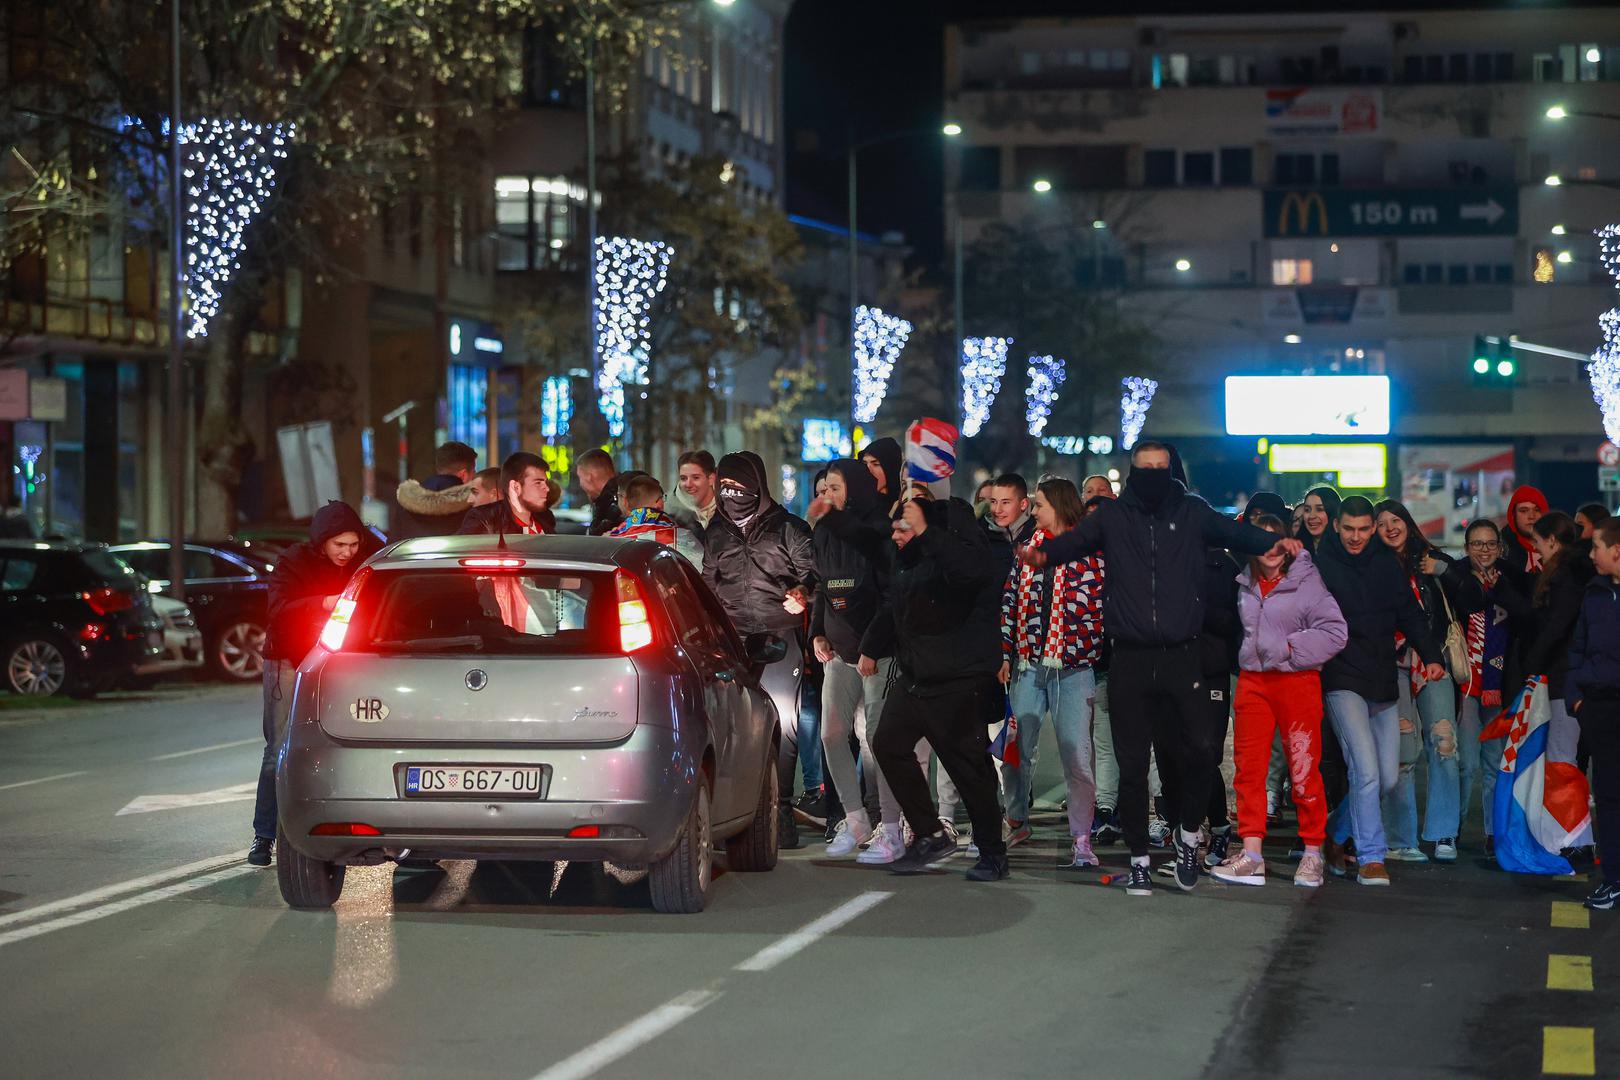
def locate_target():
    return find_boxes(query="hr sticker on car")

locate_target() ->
[349,697,390,722]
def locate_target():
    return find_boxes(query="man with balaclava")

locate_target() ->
[703,451,816,847]
[1018,440,1301,896]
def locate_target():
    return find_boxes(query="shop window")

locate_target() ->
[1272,259,1314,286]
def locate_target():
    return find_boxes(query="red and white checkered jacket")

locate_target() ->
[1001,529,1105,670]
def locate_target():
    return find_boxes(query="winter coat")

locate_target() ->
[982,513,1036,587]
[456,501,556,536]
[1039,473,1284,647]
[1567,576,1620,711]
[881,497,1003,695]
[1313,535,1440,701]
[608,508,704,569]
[810,459,893,663]
[1000,529,1104,671]
[1444,558,1531,703]
[1200,548,1243,677]
[702,456,814,635]
[395,473,473,538]
[1523,557,1592,701]
[1236,551,1348,673]
[588,477,625,537]
[265,501,373,662]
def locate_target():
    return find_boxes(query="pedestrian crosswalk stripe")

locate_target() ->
[1542,1027,1595,1076]
[1550,901,1590,930]
[1546,955,1594,992]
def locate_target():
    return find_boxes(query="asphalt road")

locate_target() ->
[0,684,1613,1079]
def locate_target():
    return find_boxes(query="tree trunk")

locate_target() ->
[194,306,253,535]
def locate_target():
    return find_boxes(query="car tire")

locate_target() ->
[276,826,346,909]
[3,638,72,697]
[649,781,712,914]
[211,620,266,682]
[724,752,779,872]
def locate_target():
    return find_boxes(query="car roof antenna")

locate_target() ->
[497,523,508,551]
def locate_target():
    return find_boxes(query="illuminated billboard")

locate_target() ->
[1269,443,1388,489]
[1224,375,1390,436]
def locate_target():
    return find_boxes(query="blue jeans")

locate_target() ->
[1325,690,1402,865]
[1385,676,1461,846]
[251,659,294,839]
[1457,695,1506,838]
[798,666,824,792]
[1002,665,1098,837]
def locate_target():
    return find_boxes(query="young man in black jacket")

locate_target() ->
[457,452,556,535]
[1019,441,1296,895]
[248,501,371,866]
[703,451,816,847]
[576,448,623,536]
[871,492,1011,881]
[1568,518,1620,910]
[1314,496,1445,886]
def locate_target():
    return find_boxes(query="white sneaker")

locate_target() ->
[1385,847,1429,863]
[1148,817,1173,848]
[1433,838,1458,863]
[825,813,872,858]
[857,822,906,865]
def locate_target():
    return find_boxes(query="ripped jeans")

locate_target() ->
[1384,674,1461,847]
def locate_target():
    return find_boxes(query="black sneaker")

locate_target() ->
[1204,827,1232,869]
[1125,864,1153,896]
[777,806,802,850]
[247,836,273,867]
[966,854,1010,882]
[792,790,827,827]
[823,820,840,844]
[1584,881,1620,911]
[1093,808,1123,847]
[888,830,959,875]
[1173,829,1202,891]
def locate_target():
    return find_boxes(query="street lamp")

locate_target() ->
[1545,104,1620,124]
[1557,250,1574,264]
[1547,105,1568,120]
[941,122,963,137]
[1032,178,1053,193]
[1546,174,1564,186]
[1174,258,1192,272]
[1553,224,1568,235]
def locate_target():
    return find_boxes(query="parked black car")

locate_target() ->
[109,541,272,682]
[1,540,164,697]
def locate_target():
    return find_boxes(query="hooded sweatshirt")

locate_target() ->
[1502,484,1550,577]
[859,437,903,513]
[703,451,815,634]
[810,458,894,662]
[265,501,371,662]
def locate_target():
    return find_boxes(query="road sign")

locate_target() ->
[1599,441,1619,467]
[1600,466,1620,493]
[1264,188,1518,238]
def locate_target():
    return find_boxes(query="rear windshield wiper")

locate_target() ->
[369,635,485,652]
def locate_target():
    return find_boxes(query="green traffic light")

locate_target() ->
[1497,359,1515,377]
[1473,357,1490,374]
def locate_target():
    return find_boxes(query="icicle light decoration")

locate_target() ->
[594,236,672,437]
[540,375,572,440]
[1024,354,1067,437]
[1589,225,1620,445]
[959,336,1010,438]
[852,305,911,424]
[1120,376,1159,451]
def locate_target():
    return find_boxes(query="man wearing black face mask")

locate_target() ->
[1019,440,1302,896]
[703,451,816,846]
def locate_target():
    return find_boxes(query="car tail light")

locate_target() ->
[309,822,382,837]
[317,567,372,652]
[81,587,134,616]
[79,622,108,642]
[461,557,525,569]
[615,570,654,653]
[566,825,601,839]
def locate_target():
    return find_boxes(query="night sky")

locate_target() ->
[783,0,1610,273]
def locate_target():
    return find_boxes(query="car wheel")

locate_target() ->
[4,639,70,697]
[649,781,712,914]
[212,621,266,682]
[724,751,779,872]
[276,826,346,909]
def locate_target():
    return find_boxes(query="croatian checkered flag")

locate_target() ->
[904,417,959,499]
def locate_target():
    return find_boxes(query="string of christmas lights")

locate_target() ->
[959,336,1010,438]
[852,305,911,425]
[594,235,672,437]
[1589,225,1620,444]
[1120,376,1159,451]
[1024,354,1067,437]
[541,375,572,440]
[180,118,294,339]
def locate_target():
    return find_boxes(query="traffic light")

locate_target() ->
[1472,335,1515,386]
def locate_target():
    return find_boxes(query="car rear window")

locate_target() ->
[350,569,617,655]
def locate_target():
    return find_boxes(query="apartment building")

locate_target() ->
[945,7,1620,528]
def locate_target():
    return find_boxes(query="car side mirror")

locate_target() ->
[744,632,787,666]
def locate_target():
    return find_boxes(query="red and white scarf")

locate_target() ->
[1014,530,1070,669]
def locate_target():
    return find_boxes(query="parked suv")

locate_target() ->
[110,541,271,682]
[275,534,784,913]
[1,540,164,697]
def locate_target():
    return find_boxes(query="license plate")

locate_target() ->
[404,766,544,798]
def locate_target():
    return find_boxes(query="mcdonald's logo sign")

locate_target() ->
[1274,191,1330,236]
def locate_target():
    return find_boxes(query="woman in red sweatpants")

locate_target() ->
[1214,514,1349,888]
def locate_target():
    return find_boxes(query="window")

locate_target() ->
[1321,153,1340,185]
[1448,264,1468,285]
[1272,259,1314,286]
[495,176,580,271]
[649,556,719,655]
[1220,147,1253,186]
[1183,151,1214,186]
[1144,149,1176,186]
[1448,53,1468,82]
[355,570,608,654]
[448,364,488,452]
[958,146,1000,192]
[1,557,39,592]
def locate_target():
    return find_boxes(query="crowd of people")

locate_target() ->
[243,431,1620,912]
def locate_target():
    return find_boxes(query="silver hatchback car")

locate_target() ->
[274,534,785,913]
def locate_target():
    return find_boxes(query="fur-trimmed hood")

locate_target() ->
[396,478,476,516]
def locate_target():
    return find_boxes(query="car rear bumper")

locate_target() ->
[134,632,205,675]
[277,722,703,866]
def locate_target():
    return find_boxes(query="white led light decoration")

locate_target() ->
[780,463,799,505]
[594,236,672,437]
[1024,354,1067,437]
[852,305,912,425]
[1590,224,1620,444]
[1120,376,1159,451]
[541,375,573,440]
[175,118,294,338]
[959,336,1010,438]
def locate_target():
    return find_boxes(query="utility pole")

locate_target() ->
[165,0,186,599]
[847,124,858,425]
[585,33,600,446]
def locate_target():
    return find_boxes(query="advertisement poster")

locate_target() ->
[1398,443,1515,548]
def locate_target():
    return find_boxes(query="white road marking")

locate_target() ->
[0,852,245,931]
[529,988,722,1080]
[734,890,893,973]
[147,737,259,762]
[0,864,255,947]
[115,780,258,816]
[0,771,89,793]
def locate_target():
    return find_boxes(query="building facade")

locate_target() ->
[945,7,1620,533]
